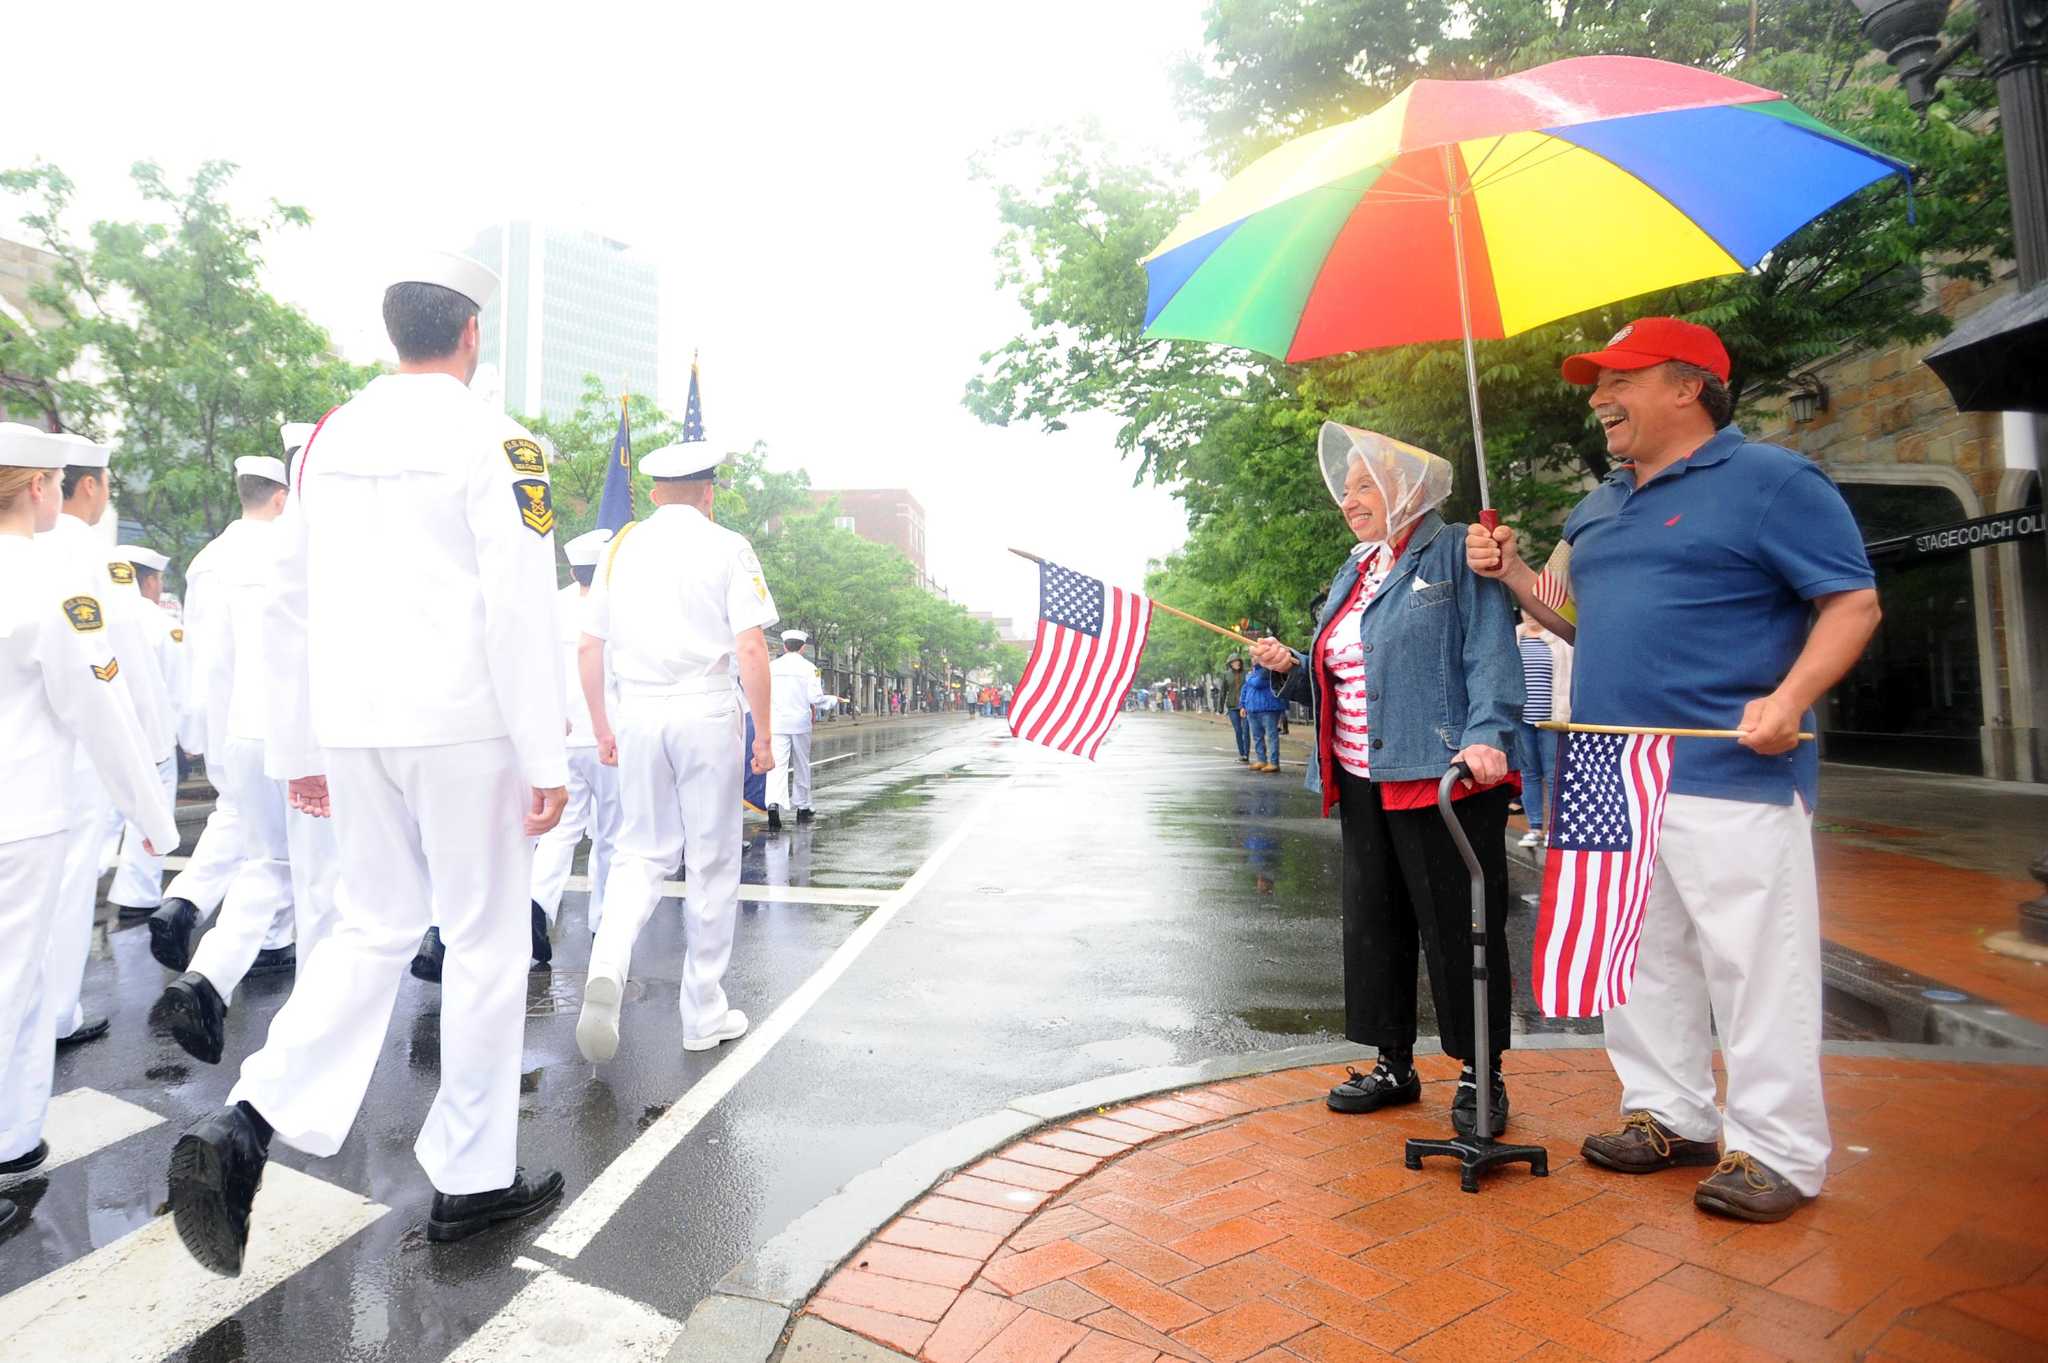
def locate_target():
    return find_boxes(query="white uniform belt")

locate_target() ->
[616,676,734,700]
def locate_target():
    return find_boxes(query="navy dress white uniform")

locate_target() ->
[168,253,569,1275]
[530,528,622,940]
[575,444,777,1062]
[38,430,180,1046]
[102,544,191,914]
[766,630,825,822]
[0,424,177,1226]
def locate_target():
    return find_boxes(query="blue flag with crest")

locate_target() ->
[596,398,633,534]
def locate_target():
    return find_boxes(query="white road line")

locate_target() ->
[4,1089,163,1184]
[441,1270,683,1362]
[0,1164,387,1363]
[811,753,855,766]
[556,874,890,907]
[534,782,1008,1259]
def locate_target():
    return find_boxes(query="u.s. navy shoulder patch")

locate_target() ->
[91,659,119,682]
[108,561,136,585]
[171,627,184,643]
[512,478,556,536]
[504,439,547,476]
[63,596,104,632]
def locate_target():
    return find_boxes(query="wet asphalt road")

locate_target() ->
[7,713,1618,1360]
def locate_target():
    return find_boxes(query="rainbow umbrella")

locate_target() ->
[1141,55,1909,515]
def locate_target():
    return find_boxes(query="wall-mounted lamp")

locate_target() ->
[1788,374,1831,424]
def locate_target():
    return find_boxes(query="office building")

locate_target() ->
[464,222,659,419]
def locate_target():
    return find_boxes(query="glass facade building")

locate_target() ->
[466,222,659,419]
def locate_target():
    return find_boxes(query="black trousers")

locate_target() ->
[1334,766,1513,1063]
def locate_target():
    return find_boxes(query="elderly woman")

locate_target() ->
[1251,424,1524,1136]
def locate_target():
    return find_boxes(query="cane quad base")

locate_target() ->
[1404,1132,1549,1193]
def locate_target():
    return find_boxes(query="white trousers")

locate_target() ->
[1602,792,1831,1195]
[0,832,66,1163]
[189,739,296,1004]
[287,805,340,969]
[766,730,812,812]
[230,739,531,1195]
[105,756,178,909]
[46,756,107,1040]
[531,745,620,932]
[591,696,742,1038]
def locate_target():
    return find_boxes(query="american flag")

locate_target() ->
[1533,730,1674,1017]
[1009,561,1151,760]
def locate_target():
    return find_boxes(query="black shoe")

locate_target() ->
[427,1167,564,1244]
[0,1140,49,1176]
[795,808,815,824]
[530,901,552,969]
[766,806,782,832]
[116,900,158,923]
[56,1016,109,1048]
[152,972,227,1065]
[410,928,444,983]
[0,1198,15,1237]
[1327,1061,1421,1114]
[168,1104,271,1277]
[247,945,296,976]
[148,898,200,971]
[1451,1067,1510,1138]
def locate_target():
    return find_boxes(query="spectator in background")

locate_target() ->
[1514,611,1572,848]
[1224,655,1249,764]
[1239,650,1287,772]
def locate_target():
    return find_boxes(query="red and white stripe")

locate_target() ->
[1322,586,1374,777]
[1532,567,1569,613]
[1533,733,1674,1017]
[1008,586,1152,760]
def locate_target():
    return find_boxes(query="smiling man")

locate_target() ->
[1467,317,1880,1223]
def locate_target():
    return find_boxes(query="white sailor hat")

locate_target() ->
[235,455,290,486]
[639,442,722,480]
[564,527,614,567]
[47,431,110,469]
[391,251,500,310]
[119,545,170,573]
[0,422,64,469]
[280,422,316,454]
[781,630,809,645]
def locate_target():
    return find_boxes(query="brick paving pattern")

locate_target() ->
[803,1052,2048,1362]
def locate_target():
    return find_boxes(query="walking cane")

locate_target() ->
[1403,761,1549,1193]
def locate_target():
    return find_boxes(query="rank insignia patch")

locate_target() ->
[108,561,136,585]
[91,659,119,683]
[504,439,547,476]
[63,596,104,632]
[171,628,184,643]
[513,478,556,536]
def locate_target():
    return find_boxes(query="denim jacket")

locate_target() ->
[1278,512,1525,792]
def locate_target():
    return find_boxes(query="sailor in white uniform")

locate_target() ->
[574,445,777,1063]
[529,527,623,951]
[0,423,178,1236]
[167,252,569,1275]
[103,544,191,918]
[765,629,831,831]
[38,430,180,1048]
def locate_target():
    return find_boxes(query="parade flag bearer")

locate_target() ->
[574,443,777,1063]
[167,251,571,1274]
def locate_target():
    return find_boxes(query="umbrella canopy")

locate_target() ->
[1142,56,1910,364]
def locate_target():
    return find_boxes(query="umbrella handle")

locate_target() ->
[1479,509,1499,531]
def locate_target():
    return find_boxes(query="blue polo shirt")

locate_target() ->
[1563,426,1874,808]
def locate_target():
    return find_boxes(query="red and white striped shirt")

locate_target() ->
[1321,547,1391,778]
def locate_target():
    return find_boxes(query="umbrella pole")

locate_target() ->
[1441,145,1497,530]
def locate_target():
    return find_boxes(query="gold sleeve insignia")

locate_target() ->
[512,478,556,536]
[91,658,120,683]
[171,628,185,643]
[63,596,104,632]
[504,439,547,476]
[108,561,136,585]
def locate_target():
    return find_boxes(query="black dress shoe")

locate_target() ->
[247,946,296,976]
[152,972,227,1065]
[1327,1061,1421,1114]
[116,900,158,923]
[168,1103,271,1277]
[1451,1067,1510,1138]
[795,808,815,824]
[530,901,552,969]
[410,928,444,983]
[56,1016,109,1048]
[0,1140,49,1176]
[766,806,782,832]
[148,898,200,971]
[427,1167,565,1243]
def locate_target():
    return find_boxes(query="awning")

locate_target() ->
[1923,281,2048,413]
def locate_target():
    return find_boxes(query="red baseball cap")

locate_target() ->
[1560,317,1731,385]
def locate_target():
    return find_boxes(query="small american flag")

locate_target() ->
[1009,560,1152,760]
[1533,730,1674,1017]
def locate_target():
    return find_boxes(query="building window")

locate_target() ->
[835,516,856,532]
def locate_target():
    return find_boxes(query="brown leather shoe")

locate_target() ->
[1581,1111,1721,1174]
[1694,1151,1808,1223]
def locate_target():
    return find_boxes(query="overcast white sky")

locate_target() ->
[2,0,1212,627]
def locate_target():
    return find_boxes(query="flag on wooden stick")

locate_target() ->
[1009,559,1151,760]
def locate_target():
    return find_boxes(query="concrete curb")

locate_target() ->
[674,1032,2042,1361]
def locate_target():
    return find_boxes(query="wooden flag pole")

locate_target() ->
[1008,547,1263,648]
[1536,720,1816,742]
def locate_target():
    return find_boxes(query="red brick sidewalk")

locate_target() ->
[802,1052,2048,1362]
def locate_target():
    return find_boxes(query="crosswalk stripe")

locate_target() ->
[0,1164,388,1362]
[8,1089,163,1182]
[440,1269,682,1362]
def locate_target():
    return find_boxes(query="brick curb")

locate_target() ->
[676,1035,2044,1361]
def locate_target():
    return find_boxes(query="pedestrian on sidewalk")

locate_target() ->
[1513,612,1572,848]
[1252,423,1522,1137]
[1470,317,1881,1223]
[1224,655,1250,763]
[1239,649,1286,771]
